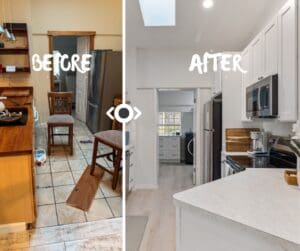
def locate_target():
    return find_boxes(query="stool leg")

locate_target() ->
[112,149,122,190]
[69,125,73,155]
[47,125,51,156]
[90,139,99,175]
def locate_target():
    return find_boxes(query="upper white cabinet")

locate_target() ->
[241,47,252,87]
[278,0,298,122]
[250,17,278,84]
[241,47,252,121]
[250,34,264,83]
[263,17,278,77]
[241,0,298,122]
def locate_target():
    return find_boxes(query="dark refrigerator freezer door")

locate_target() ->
[88,51,104,104]
[212,97,222,180]
[86,101,99,134]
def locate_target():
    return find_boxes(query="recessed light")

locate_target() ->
[203,0,214,9]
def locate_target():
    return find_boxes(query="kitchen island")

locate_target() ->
[174,169,300,251]
[0,87,36,227]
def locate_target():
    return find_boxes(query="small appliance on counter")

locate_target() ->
[248,131,269,154]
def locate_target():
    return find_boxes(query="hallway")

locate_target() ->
[127,164,194,251]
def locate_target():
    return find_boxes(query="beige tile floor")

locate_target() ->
[0,218,122,250]
[34,119,122,229]
[0,119,122,250]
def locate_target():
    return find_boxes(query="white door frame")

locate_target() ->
[75,36,90,122]
[155,88,205,186]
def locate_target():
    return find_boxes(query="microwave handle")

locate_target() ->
[257,87,261,113]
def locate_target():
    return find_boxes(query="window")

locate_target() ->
[158,112,181,136]
[139,0,176,27]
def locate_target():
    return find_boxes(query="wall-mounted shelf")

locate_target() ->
[1,23,31,73]
[0,48,29,55]
[1,67,31,74]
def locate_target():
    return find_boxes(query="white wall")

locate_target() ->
[182,112,194,135]
[128,47,214,188]
[158,90,194,112]
[136,48,213,88]
[135,89,159,188]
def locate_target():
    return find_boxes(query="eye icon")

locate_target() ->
[106,104,142,123]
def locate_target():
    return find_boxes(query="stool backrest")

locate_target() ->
[48,92,73,115]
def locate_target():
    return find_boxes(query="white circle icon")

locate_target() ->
[114,104,134,123]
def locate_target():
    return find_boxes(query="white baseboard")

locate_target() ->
[0,223,26,235]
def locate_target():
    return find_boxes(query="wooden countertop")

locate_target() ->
[0,87,34,156]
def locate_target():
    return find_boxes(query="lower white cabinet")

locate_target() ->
[126,146,135,193]
[159,136,181,163]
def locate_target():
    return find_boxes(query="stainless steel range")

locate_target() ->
[225,138,297,174]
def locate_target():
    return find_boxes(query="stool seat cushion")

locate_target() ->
[48,114,74,124]
[94,130,122,150]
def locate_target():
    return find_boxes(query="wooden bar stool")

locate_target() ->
[47,92,74,155]
[90,130,122,190]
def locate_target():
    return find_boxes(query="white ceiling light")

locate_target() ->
[139,0,176,27]
[203,0,214,9]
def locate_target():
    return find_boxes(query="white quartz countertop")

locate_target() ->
[174,169,300,246]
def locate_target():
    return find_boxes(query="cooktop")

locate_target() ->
[226,139,297,172]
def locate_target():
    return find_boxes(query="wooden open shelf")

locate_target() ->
[1,67,31,74]
[0,48,29,55]
[1,23,31,74]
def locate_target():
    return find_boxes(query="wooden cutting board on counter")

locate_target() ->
[226,128,260,152]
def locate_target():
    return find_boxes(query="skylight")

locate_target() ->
[139,0,176,27]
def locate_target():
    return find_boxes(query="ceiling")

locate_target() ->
[126,0,287,51]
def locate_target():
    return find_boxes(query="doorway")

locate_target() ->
[48,31,95,123]
[157,89,197,186]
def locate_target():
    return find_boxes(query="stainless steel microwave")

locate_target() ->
[246,75,278,118]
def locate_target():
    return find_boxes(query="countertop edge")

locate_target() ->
[173,194,300,247]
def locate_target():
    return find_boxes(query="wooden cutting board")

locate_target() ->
[225,128,259,152]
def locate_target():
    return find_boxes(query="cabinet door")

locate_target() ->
[278,0,298,122]
[0,155,35,224]
[250,34,264,83]
[263,17,278,77]
[241,48,252,121]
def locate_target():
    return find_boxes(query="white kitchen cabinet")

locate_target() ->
[250,34,264,84]
[278,0,298,122]
[241,47,252,121]
[126,146,135,193]
[262,17,278,77]
[159,136,181,163]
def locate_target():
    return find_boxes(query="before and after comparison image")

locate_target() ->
[0,0,300,250]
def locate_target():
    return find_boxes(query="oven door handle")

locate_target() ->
[224,160,243,173]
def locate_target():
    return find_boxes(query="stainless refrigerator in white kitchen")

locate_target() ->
[203,93,222,183]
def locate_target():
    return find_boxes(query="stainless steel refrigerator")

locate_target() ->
[203,94,222,183]
[86,50,122,133]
